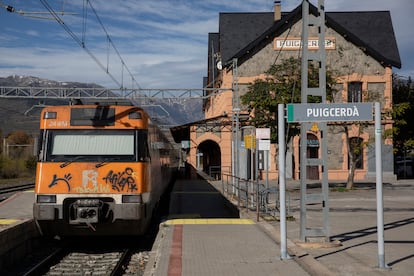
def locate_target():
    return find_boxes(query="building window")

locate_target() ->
[348,137,364,169]
[348,82,362,102]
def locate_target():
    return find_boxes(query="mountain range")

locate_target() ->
[0,75,204,138]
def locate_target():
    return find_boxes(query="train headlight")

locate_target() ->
[122,194,142,203]
[37,195,57,203]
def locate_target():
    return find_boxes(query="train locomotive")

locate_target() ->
[33,103,179,236]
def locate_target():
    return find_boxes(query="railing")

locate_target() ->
[220,173,290,220]
[208,166,221,180]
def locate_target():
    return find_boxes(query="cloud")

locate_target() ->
[0,47,104,82]
[0,0,412,88]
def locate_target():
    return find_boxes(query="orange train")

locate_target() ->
[33,104,179,236]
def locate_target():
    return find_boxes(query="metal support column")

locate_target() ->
[232,58,240,193]
[300,0,330,242]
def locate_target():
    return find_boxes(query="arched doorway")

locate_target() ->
[197,140,221,179]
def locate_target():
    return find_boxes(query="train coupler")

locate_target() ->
[69,199,106,225]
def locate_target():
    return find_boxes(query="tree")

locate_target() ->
[241,57,336,143]
[391,75,414,157]
[0,130,34,178]
[241,57,402,189]
[6,130,32,159]
[342,124,366,189]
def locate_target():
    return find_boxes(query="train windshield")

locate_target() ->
[42,129,147,162]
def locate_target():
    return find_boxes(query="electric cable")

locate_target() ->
[38,0,141,89]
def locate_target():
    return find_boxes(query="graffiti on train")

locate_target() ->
[73,170,111,193]
[46,168,137,192]
[48,173,73,191]
[103,167,138,192]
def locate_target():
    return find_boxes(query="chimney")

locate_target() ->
[274,1,281,21]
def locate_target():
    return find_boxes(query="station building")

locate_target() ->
[172,2,401,181]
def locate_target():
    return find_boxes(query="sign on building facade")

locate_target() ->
[274,37,336,50]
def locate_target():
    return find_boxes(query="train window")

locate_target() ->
[52,134,133,155]
[45,129,135,162]
[70,107,115,126]
[129,112,142,119]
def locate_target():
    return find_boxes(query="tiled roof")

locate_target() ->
[327,11,401,68]
[218,4,401,69]
[219,12,275,65]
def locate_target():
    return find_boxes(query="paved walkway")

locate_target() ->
[2,178,414,276]
[0,191,34,228]
[145,179,312,276]
[213,179,414,276]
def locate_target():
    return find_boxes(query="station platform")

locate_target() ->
[1,178,414,275]
[145,218,309,276]
[144,179,317,276]
[0,190,34,227]
[145,177,414,276]
[0,190,38,272]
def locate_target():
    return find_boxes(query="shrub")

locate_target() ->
[25,156,37,171]
[0,155,36,179]
[0,156,20,178]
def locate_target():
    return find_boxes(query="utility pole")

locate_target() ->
[299,0,330,242]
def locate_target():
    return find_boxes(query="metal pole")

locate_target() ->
[256,142,260,221]
[237,177,240,209]
[266,150,269,189]
[375,102,388,269]
[232,138,235,193]
[242,126,256,208]
[232,58,240,195]
[278,104,289,260]
[299,0,309,242]
[251,136,254,208]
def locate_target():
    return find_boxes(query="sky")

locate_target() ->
[0,0,413,89]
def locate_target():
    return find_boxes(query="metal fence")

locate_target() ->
[208,166,221,180]
[220,173,290,220]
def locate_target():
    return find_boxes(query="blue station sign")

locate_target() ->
[287,103,373,122]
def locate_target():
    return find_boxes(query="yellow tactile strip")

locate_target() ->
[165,218,255,225]
[0,219,20,225]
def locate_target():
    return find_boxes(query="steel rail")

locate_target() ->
[0,183,35,195]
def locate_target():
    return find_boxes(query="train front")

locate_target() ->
[33,105,153,236]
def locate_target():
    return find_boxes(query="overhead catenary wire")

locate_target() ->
[259,8,305,156]
[82,0,88,47]
[39,0,141,89]
[261,23,299,149]
[85,0,140,89]
[1,0,69,20]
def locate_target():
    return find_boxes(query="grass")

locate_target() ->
[330,186,349,192]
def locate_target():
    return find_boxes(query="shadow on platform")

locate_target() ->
[168,176,239,219]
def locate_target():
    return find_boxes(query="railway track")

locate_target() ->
[14,234,156,276]
[23,247,134,276]
[0,182,35,201]
[0,183,34,193]
[1,177,170,275]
